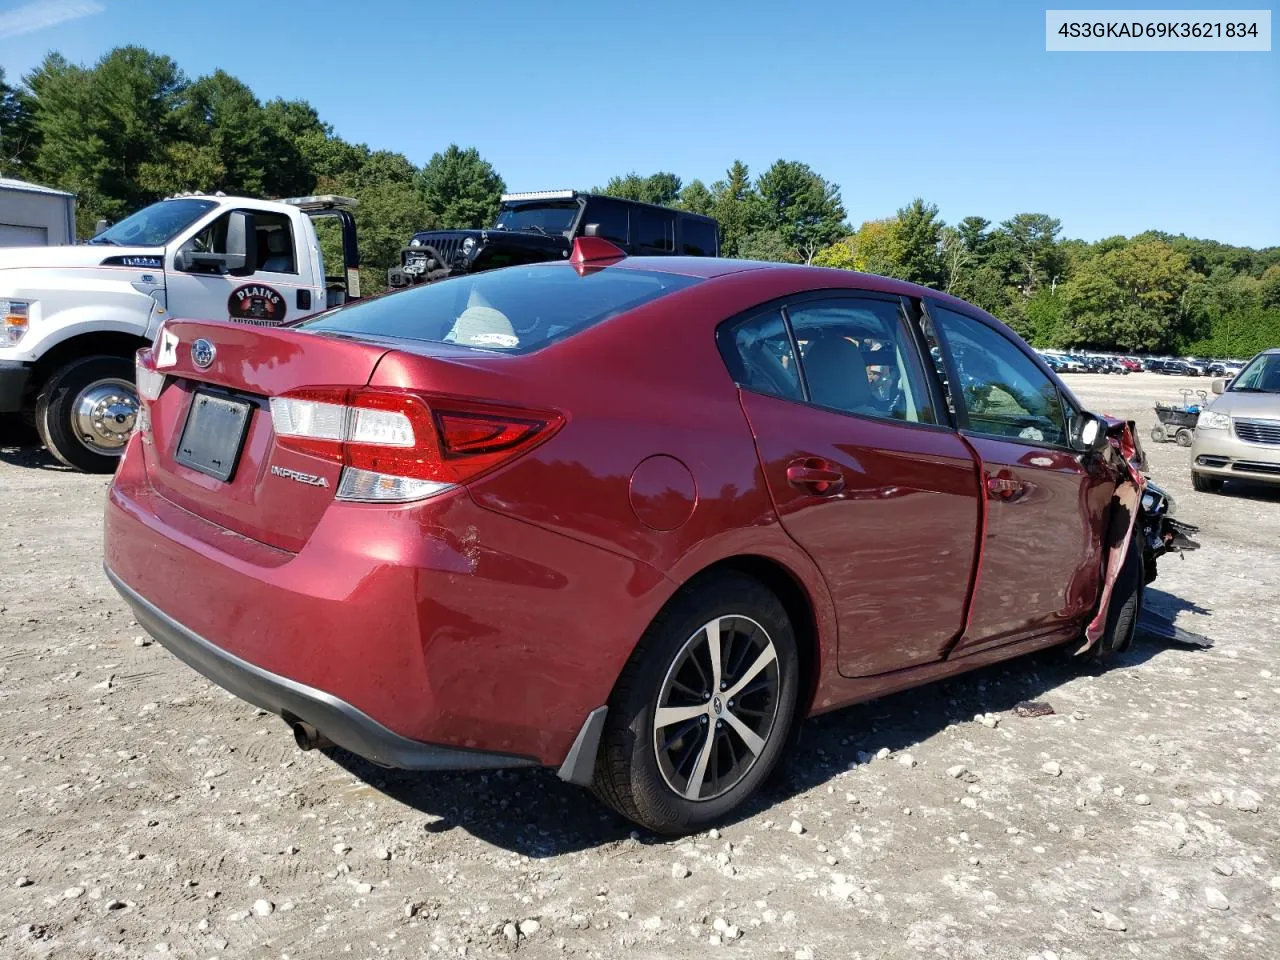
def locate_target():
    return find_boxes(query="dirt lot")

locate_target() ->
[0,372,1277,960]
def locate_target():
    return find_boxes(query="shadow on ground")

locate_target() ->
[327,595,1214,856]
[0,415,67,470]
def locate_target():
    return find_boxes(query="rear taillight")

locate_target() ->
[269,388,561,503]
[134,349,164,438]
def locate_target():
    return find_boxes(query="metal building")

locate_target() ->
[0,178,77,247]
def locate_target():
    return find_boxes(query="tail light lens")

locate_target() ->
[134,348,164,438]
[269,388,562,502]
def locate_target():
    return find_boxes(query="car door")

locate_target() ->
[721,293,982,678]
[166,209,316,326]
[923,301,1117,654]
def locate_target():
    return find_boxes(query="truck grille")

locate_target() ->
[408,235,465,269]
[1233,418,1280,446]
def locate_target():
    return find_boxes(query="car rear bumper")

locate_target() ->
[1191,427,1280,484]
[106,564,537,771]
[104,434,668,769]
[0,360,31,413]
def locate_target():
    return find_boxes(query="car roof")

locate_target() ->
[612,257,979,305]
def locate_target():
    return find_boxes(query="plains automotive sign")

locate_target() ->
[228,284,287,325]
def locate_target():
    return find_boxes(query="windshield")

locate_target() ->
[91,198,217,247]
[302,263,699,353]
[1229,352,1280,393]
[492,201,579,235]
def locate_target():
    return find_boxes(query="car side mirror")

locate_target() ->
[583,223,600,238]
[1211,378,1226,395]
[176,211,253,274]
[1070,411,1110,454]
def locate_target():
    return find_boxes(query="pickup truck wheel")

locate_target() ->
[35,356,138,473]
[593,572,799,835]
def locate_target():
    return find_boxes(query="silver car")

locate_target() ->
[1190,347,1280,492]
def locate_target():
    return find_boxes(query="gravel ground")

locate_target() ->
[0,371,1276,960]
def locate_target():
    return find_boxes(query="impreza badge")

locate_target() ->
[270,464,329,488]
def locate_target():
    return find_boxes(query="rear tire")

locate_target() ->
[35,355,137,473]
[1149,425,1166,443]
[593,571,800,835]
[1191,471,1223,494]
[1175,427,1194,447]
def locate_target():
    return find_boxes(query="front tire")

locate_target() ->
[1191,471,1223,494]
[1096,534,1144,659]
[35,355,138,473]
[593,571,800,835]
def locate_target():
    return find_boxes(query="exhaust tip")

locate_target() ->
[291,720,333,752]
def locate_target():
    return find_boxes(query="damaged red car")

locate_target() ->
[104,240,1197,834]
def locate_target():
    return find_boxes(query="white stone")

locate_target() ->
[1205,887,1229,910]
[518,919,540,936]
[898,753,916,768]
[671,862,690,879]
[1134,794,1151,806]
[374,847,391,861]
[946,764,967,779]
[251,899,273,917]
[503,922,518,942]
[355,882,373,895]
[63,886,85,899]
[1100,911,1127,931]
[788,820,806,835]
[1041,761,1063,777]
[332,843,351,855]
[875,747,890,760]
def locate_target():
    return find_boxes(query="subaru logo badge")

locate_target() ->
[191,338,216,369]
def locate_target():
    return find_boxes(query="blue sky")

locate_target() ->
[2,0,1276,246]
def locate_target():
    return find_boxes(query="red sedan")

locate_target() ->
[105,240,1196,834]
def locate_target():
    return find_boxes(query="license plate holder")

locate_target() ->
[174,391,253,482]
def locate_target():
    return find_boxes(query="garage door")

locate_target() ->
[0,223,48,247]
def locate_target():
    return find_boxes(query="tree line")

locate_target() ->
[2,47,1276,357]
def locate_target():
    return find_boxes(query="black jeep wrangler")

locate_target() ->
[387,191,720,288]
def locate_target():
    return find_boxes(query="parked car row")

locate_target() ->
[1037,350,1247,378]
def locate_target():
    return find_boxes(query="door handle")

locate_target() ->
[786,458,845,496]
[985,473,1026,501]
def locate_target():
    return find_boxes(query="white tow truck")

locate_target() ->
[0,192,362,471]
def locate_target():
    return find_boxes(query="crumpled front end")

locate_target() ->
[1077,419,1199,655]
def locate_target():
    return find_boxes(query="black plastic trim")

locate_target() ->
[105,565,539,772]
[0,360,31,413]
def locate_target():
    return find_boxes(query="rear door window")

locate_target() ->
[302,264,700,353]
[788,297,937,424]
[716,309,803,401]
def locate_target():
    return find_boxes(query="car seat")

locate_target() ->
[261,230,293,273]
[802,335,876,415]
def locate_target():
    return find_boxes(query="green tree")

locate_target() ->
[28,47,189,230]
[754,159,845,263]
[0,67,37,175]
[738,228,797,263]
[893,198,944,287]
[709,160,758,258]
[991,213,1068,298]
[813,218,901,276]
[677,178,715,217]
[418,144,505,229]
[597,171,683,207]
[1061,239,1192,350]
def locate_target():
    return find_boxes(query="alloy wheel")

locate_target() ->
[652,615,781,801]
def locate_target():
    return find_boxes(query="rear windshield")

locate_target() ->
[301,264,701,353]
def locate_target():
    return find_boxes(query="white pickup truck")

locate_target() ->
[0,192,362,472]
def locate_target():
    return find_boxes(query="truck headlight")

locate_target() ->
[3,300,30,345]
[1198,411,1230,430]
[461,237,476,255]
